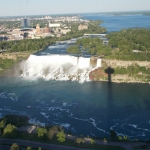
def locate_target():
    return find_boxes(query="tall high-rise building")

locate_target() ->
[21,18,31,28]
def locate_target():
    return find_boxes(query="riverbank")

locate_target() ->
[0,114,149,150]
[0,136,149,150]
[0,51,38,75]
[0,52,31,60]
[89,59,150,84]
[0,138,125,150]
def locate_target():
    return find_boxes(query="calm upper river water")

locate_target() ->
[82,13,150,32]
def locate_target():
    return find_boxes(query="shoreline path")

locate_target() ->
[0,137,149,150]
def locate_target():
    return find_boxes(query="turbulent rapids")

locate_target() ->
[17,55,101,81]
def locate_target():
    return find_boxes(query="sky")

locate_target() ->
[0,0,150,16]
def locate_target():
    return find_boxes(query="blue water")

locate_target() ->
[35,40,76,56]
[35,39,91,57]
[82,14,150,32]
[0,14,150,140]
[0,77,150,140]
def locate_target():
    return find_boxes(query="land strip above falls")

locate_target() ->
[89,59,150,83]
[103,59,150,68]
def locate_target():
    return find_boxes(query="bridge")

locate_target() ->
[84,34,106,36]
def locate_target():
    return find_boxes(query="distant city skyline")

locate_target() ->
[0,0,150,16]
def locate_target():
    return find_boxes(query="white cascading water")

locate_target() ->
[19,55,101,82]
[96,59,102,68]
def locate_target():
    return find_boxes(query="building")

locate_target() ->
[60,28,71,34]
[49,23,61,28]
[78,24,88,30]
[42,26,52,37]
[0,35,8,41]
[133,50,142,53]
[21,18,31,28]
[43,26,50,33]
[36,24,41,35]
[20,28,36,39]
[12,34,24,40]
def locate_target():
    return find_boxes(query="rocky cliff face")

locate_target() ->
[89,68,107,81]
[102,59,150,68]
[89,59,150,83]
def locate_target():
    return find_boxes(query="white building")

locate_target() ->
[60,28,71,34]
[12,34,24,40]
[49,23,61,28]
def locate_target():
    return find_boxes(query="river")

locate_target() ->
[82,13,150,32]
[0,13,150,140]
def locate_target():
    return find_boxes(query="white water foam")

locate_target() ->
[8,93,18,101]
[18,55,101,82]
[29,118,45,126]
[40,112,49,119]
[129,124,150,132]
[0,92,18,101]
[48,45,66,49]
[0,93,7,99]
[60,123,70,128]
[39,104,109,135]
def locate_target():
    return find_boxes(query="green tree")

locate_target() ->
[0,120,5,135]
[90,139,95,144]
[26,146,32,150]
[0,120,5,128]
[3,114,29,127]
[110,130,117,140]
[56,131,66,142]
[47,128,54,140]
[36,127,47,138]
[67,45,80,54]
[118,136,123,141]
[38,147,42,150]
[3,124,16,135]
[47,126,62,140]
[75,138,85,146]
[103,138,107,143]
[107,28,150,61]
[123,135,129,141]
[10,143,20,150]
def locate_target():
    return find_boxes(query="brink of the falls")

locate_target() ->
[17,55,101,82]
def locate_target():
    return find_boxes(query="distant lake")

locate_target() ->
[82,14,150,32]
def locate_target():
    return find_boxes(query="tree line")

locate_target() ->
[67,37,111,56]
[106,28,150,60]
[0,36,58,52]
[0,114,131,150]
[67,28,150,61]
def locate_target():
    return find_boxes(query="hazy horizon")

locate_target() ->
[0,10,150,18]
[0,0,150,17]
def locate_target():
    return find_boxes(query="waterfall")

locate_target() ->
[96,59,101,68]
[18,55,101,82]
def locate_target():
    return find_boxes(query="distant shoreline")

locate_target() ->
[1,10,150,18]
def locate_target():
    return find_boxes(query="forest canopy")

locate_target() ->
[67,28,150,61]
